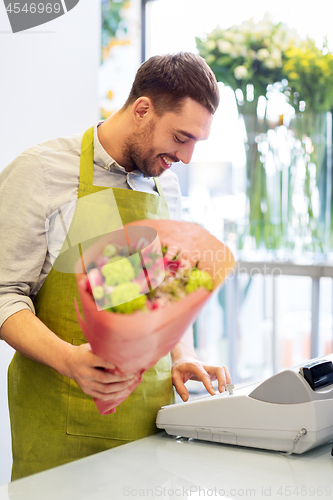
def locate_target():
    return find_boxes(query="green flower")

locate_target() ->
[102,256,135,286]
[185,269,213,294]
[110,283,146,314]
[103,243,117,257]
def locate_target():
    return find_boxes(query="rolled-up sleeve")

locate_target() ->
[0,153,51,332]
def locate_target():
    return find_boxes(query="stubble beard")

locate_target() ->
[123,121,162,178]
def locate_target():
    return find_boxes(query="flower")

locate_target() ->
[196,14,333,113]
[185,269,213,294]
[196,14,298,101]
[217,39,232,53]
[110,283,147,314]
[234,65,248,80]
[283,38,333,112]
[257,48,270,61]
[101,256,135,286]
[86,239,214,313]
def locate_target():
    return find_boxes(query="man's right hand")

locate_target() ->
[1,309,136,402]
[65,342,136,401]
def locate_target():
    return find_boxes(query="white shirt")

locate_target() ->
[0,123,182,330]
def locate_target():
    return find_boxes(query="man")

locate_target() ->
[0,52,231,480]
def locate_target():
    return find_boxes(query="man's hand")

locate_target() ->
[1,310,136,402]
[65,343,136,401]
[171,355,231,402]
[171,326,231,402]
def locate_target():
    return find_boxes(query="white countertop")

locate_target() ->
[1,431,332,500]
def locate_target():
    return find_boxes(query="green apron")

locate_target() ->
[8,127,175,481]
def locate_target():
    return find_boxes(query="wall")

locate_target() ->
[0,0,101,170]
[0,0,101,485]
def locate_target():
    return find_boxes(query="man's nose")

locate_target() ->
[177,142,196,165]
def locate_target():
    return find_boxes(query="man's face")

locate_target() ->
[123,97,213,177]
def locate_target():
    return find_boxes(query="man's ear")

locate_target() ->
[132,97,154,123]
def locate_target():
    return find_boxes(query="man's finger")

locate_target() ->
[223,366,232,385]
[93,369,136,384]
[172,371,189,401]
[189,365,216,396]
[89,378,135,399]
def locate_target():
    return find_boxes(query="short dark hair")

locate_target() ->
[123,52,220,115]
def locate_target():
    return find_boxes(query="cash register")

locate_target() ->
[156,355,333,455]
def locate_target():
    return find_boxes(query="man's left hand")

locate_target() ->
[171,355,231,402]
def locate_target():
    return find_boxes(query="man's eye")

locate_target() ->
[174,136,185,144]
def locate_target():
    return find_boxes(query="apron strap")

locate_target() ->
[79,126,95,186]
[80,126,167,204]
[153,177,165,198]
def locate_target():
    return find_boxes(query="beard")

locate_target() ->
[122,120,163,178]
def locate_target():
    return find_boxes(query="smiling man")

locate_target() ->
[100,96,213,177]
[98,53,217,178]
[0,52,231,481]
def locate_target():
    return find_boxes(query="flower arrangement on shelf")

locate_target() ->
[196,15,333,256]
[284,38,333,113]
[196,15,333,114]
[196,15,300,109]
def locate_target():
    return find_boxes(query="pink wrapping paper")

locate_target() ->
[74,219,235,414]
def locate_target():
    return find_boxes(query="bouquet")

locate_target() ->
[74,219,235,414]
[85,239,213,314]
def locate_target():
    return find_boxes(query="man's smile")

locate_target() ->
[160,155,173,169]
[160,154,179,170]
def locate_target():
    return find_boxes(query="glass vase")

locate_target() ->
[288,111,331,258]
[239,108,332,259]
[240,111,290,255]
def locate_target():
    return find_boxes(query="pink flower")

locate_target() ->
[163,257,181,275]
[87,268,103,293]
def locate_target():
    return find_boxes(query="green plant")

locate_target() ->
[101,0,130,60]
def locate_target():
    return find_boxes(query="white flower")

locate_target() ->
[205,40,216,51]
[272,33,283,48]
[223,31,236,42]
[233,32,246,44]
[263,58,277,69]
[234,65,248,79]
[253,31,263,42]
[257,48,270,61]
[230,45,247,58]
[217,39,232,53]
[271,48,281,60]
[256,21,272,38]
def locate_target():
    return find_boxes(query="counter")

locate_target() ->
[0,432,332,499]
